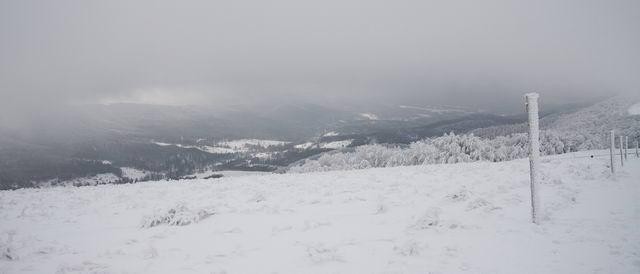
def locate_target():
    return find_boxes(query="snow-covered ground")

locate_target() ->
[190,170,271,179]
[628,102,640,115]
[323,131,339,137]
[153,141,237,154]
[200,146,238,154]
[320,140,353,149]
[360,113,379,120]
[217,139,289,150]
[398,105,471,114]
[152,139,289,155]
[152,142,228,154]
[1,150,639,273]
[294,142,316,150]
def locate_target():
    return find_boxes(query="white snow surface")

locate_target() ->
[320,139,353,149]
[201,146,238,154]
[153,139,289,155]
[323,131,339,137]
[628,102,640,115]
[294,142,316,150]
[153,142,238,154]
[217,139,289,150]
[1,150,639,273]
[360,113,379,120]
[216,170,270,178]
[398,105,470,114]
[151,141,173,147]
[189,170,270,179]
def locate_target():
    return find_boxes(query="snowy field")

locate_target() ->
[1,150,639,273]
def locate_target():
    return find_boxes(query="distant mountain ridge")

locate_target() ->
[2,97,633,190]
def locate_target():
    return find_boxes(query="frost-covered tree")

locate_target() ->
[288,130,600,173]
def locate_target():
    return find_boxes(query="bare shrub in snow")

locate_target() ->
[411,207,441,230]
[1,245,16,261]
[447,189,471,202]
[141,204,214,228]
[0,232,17,261]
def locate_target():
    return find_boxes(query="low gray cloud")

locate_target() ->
[1,0,639,114]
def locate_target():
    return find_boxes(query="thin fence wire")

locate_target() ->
[541,152,633,161]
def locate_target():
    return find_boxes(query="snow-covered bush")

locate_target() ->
[141,204,215,228]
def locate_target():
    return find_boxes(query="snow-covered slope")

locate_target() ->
[1,151,639,273]
[546,96,640,140]
[472,96,640,149]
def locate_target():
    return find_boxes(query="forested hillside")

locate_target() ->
[289,96,640,173]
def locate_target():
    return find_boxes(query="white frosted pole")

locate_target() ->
[619,136,624,167]
[624,136,628,160]
[525,93,540,224]
[610,130,615,174]
[636,140,639,158]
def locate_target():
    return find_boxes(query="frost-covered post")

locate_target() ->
[636,140,639,158]
[619,136,624,167]
[610,130,615,174]
[525,93,540,224]
[624,136,628,160]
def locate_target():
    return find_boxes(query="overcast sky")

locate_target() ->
[1,0,639,113]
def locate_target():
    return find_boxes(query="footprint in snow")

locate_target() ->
[466,198,501,212]
[271,225,293,236]
[394,240,423,256]
[300,220,332,232]
[143,245,158,259]
[248,193,266,203]
[447,189,471,202]
[374,203,388,214]
[302,243,344,264]
[222,227,243,234]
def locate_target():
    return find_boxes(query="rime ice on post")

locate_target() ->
[624,136,628,159]
[610,130,615,174]
[619,136,624,167]
[525,93,540,224]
